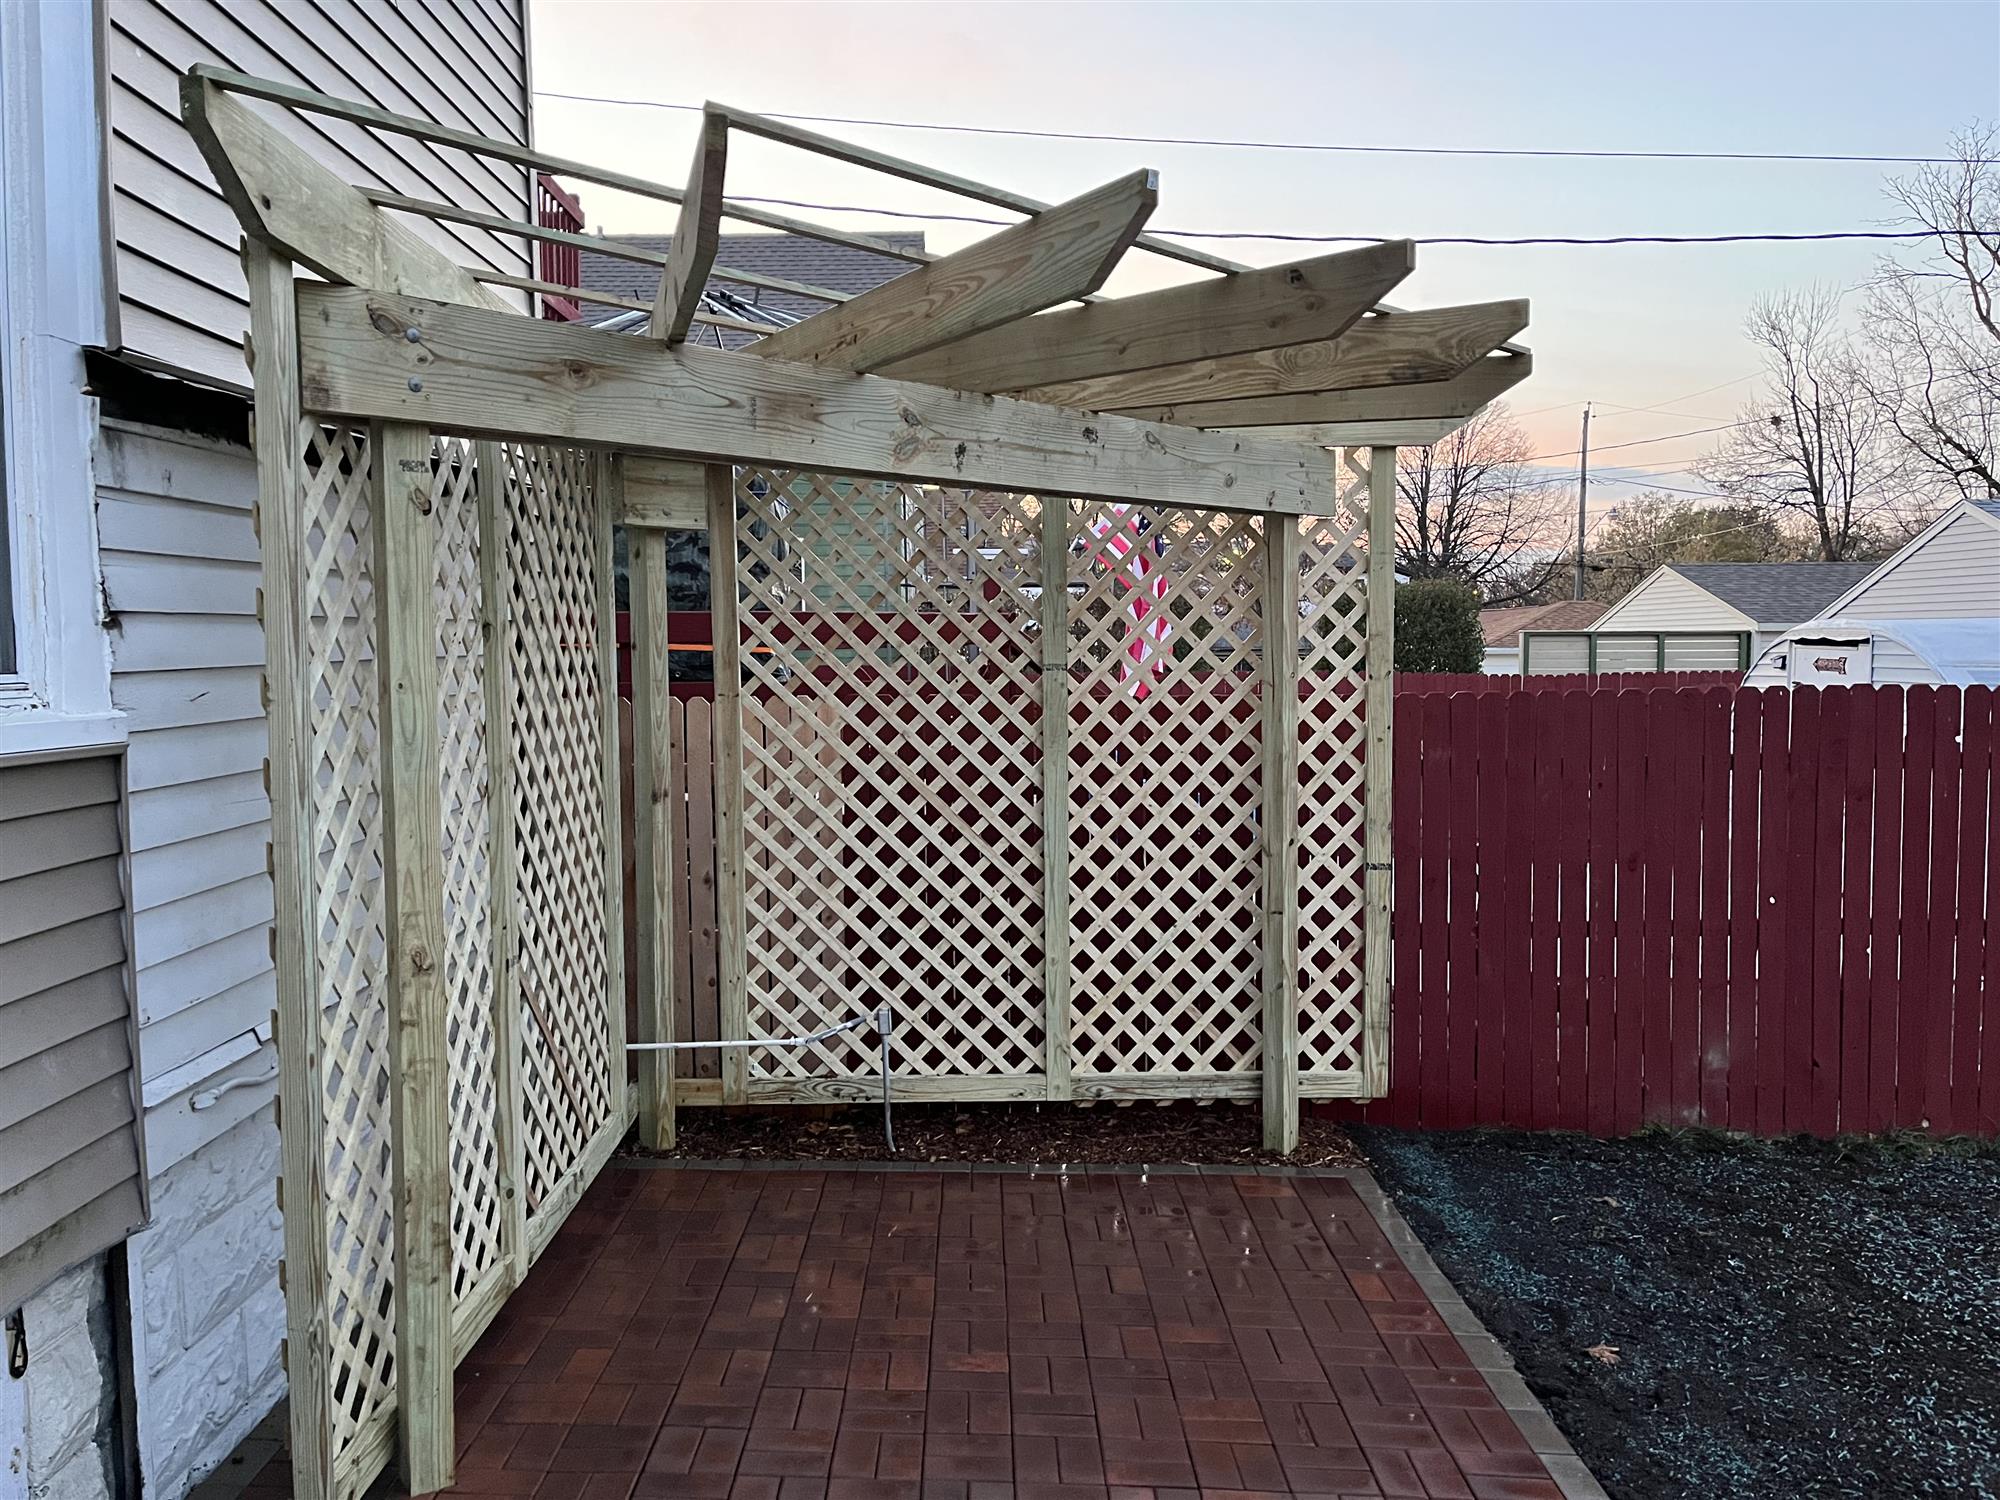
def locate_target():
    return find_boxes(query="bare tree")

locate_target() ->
[1394,404,1568,604]
[1577,494,1813,600]
[1698,288,1901,559]
[1861,124,2000,500]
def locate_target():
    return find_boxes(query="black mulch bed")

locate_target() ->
[1354,1125,2000,1500]
[627,1101,1365,1167]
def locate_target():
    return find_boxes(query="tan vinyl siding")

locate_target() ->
[0,754,146,1314]
[1594,636,1660,672]
[105,0,533,391]
[1840,510,2000,619]
[1662,634,1746,670]
[1523,633,1590,674]
[97,422,278,1171]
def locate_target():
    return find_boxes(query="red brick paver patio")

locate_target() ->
[221,1163,1596,1500]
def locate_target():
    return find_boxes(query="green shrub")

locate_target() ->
[1394,579,1484,673]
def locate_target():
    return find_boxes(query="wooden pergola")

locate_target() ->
[179,67,1531,1500]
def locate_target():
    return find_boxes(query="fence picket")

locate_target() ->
[1925,688,1963,1134]
[1957,689,1996,1134]
[1897,687,1937,1128]
[1838,686,1878,1133]
[1807,688,1848,1137]
[1868,686,1906,1131]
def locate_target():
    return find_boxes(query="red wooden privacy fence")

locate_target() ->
[635,678,1996,1138]
[1340,684,1997,1137]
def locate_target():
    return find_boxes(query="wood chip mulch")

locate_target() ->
[626,1101,1364,1168]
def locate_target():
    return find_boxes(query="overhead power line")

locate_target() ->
[719,193,1969,246]
[536,90,1986,165]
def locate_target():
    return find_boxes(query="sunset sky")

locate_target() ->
[528,1,1999,513]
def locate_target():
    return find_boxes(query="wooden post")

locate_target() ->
[370,418,454,1493]
[245,244,332,1500]
[474,439,528,1285]
[630,526,677,1147]
[1040,497,1073,1101]
[1260,511,1304,1153]
[1361,447,1398,1095]
[594,456,630,1113]
[706,464,751,1104]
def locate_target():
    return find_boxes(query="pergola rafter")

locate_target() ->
[180,63,1533,1500]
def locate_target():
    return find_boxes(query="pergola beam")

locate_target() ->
[293,284,1337,514]
[1022,300,1530,412]
[652,110,729,342]
[1154,351,1535,430]
[878,241,1415,393]
[180,77,511,312]
[750,170,1159,371]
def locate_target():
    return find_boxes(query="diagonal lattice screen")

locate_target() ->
[1065,505,1268,1081]
[732,468,1048,1089]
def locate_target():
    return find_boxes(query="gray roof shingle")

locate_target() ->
[1670,562,1881,625]
[578,231,925,346]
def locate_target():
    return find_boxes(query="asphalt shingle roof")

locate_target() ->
[1669,562,1880,625]
[1478,600,1608,648]
[578,231,925,346]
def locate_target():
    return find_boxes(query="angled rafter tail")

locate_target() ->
[748,169,1160,373]
[879,240,1417,393]
[651,108,730,342]
[1021,299,1530,412]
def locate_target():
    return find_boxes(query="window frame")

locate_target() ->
[0,0,119,757]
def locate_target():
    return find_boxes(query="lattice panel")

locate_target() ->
[433,440,502,1297]
[501,445,615,1211]
[1294,451,1374,1083]
[1065,505,1266,1078]
[732,468,1046,1083]
[298,421,396,1458]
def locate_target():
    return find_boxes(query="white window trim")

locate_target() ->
[0,0,120,759]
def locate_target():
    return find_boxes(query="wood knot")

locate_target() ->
[408,944,435,974]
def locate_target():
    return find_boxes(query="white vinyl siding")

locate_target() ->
[104,0,532,391]
[1592,567,1756,635]
[1835,509,2000,620]
[95,421,276,1171]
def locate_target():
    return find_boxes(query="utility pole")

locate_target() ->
[1572,403,1592,600]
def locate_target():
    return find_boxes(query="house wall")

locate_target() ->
[6,1256,125,1500]
[94,419,285,1494]
[1838,508,2000,620]
[0,753,146,1321]
[104,0,533,391]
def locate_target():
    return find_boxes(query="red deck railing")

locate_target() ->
[536,172,584,321]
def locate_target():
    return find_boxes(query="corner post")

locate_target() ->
[630,524,678,1147]
[474,439,528,1285]
[370,418,454,1493]
[593,456,630,1112]
[1040,497,1074,1100]
[1362,447,1398,1094]
[707,464,752,1104]
[1261,510,1304,1153]
[246,243,332,1500]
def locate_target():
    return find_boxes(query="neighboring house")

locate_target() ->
[1477,600,1606,674]
[1522,561,1878,675]
[1,5,533,1496]
[578,229,927,343]
[1743,500,2000,688]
